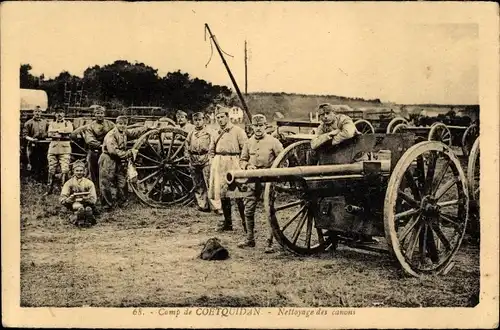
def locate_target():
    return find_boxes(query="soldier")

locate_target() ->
[310,103,357,150]
[23,105,49,180]
[98,116,148,210]
[208,105,247,231]
[185,111,214,212]
[176,110,195,133]
[45,107,74,195]
[237,114,284,251]
[60,160,97,227]
[79,106,114,193]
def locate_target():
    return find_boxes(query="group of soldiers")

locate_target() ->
[23,102,357,250]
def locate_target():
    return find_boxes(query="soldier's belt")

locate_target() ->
[216,153,240,156]
[190,151,209,155]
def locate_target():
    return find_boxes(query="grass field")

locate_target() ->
[20,174,480,308]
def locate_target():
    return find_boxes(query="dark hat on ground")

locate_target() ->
[192,112,205,119]
[199,237,229,261]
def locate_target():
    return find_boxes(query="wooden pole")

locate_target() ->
[244,40,248,95]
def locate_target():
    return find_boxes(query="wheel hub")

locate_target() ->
[420,195,440,216]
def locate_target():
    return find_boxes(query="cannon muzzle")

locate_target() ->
[226,160,390,185]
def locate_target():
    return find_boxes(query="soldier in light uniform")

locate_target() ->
[208,105,248,231]
[238,114,284,251]
[80,106,115,193]
[98,116,148,210]
[310,103,357,150]
[176,110,195,133]
[23,105,49,181]
[60,160,98,226]
[46,107,74,194]
[185,112,214,212]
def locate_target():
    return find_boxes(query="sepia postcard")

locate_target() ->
[1,1,499,329]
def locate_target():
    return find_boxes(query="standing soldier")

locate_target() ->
[237,114,284,251]
[176,110,195,133]
[60,160,98,227]
[98,116,148,210]
[208,105,247,231]
[23,105,49,181]
[310,103,356,150]
[185,112,214,212]
[45,107,74,195]
[80,106,114,193]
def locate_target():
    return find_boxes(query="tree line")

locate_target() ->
[20,61,233,115]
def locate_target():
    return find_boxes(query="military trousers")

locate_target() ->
[98,153,128,209]
[27,142,48,180]
[47,153,71,175]
[189,163,211,210]
[243,182,273,242]
[87,149,101,192]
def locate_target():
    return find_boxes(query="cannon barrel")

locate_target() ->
[226,160,391,185]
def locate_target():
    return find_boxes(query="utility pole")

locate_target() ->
[244,40,248,95]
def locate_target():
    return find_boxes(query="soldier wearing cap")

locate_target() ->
[237,114,284,251]
[185,111,215,212]
[45,107,74,194]
[79,106,114,194]
[310,103,356,150]
[60,160,97,226]
[98,116,149,210]
[208,104,248,231]
[23,105,49,180]
[176,110,195,133]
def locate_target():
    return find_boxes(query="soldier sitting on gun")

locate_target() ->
[310,103,357,150]
[60,160,98,227]
[237,114,284,252]
[176,110,195,133]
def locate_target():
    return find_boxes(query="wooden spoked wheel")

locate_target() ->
[392,123,408,134]
[354,119,375,134]
[264,140,330,255]
[461,123,479,157]
[384,141,469,277]
[387,117,409,134]
[467,138,480,201]
[428,123,452,146]
[129,127,194,207]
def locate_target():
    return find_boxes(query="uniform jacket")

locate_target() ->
[185,125,215,166]
[310,114,356,150]
[23,118,49,140]
[48,120,74,155]
[240,134,284,170]
[102,127,148,161]
[208,122,248,157]
[60,176,97,205]
[84,120,115,150]
[179,122,195,133]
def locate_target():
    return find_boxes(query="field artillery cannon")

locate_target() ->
[386,117,479,156]
[226,132,470,277]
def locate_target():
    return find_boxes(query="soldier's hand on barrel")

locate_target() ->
[246,164,257,170]
[328,129,340,138]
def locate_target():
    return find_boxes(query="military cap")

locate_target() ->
[54,106,65,112]
[93,105,105,112]
[192,112,205,120]
[251,114,267,125]
[72,160,86,170]
[116,116,128,123]
[214,105,229,116]
[176,110,188,118]
[317,103,337,115]
[34,105,41,110]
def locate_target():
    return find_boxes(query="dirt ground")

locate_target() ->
[19,176,480,308]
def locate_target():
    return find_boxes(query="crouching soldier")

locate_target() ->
[99,116,148,210]
[185,112,214,212]
[237,114,284,251]
[60,160,97,227]
[46,107,74,195]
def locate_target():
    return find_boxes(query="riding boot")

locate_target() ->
[60,173,68,190]
[43,174,55,196]
[217,198,233,231]
[237,216,255,248]
[235,198,246,232]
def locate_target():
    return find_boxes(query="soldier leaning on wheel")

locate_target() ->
[185,111,216,212]
[45,107,74,195]
[237,114,284,253]
[310,103,357,150]
[208,105,248,232]
[176,110,195,133]
[78,106,114,194]
[23,105,49,181]
[98,116,148,211]
[60,160,98,227]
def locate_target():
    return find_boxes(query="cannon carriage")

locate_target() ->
[227,131,470,277]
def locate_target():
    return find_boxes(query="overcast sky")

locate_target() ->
[4,2,479,104]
